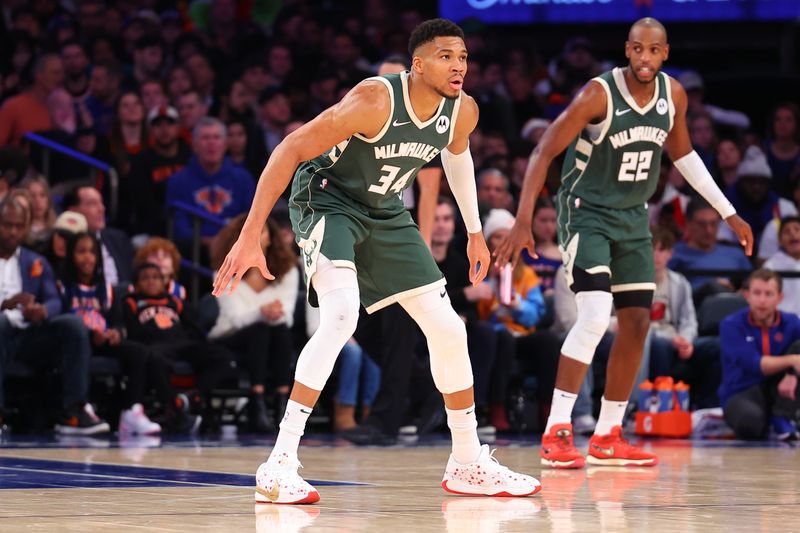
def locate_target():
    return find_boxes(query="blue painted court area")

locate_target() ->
[0,456,364,490]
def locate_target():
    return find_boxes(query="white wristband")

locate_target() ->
[673,150,736,219]
[441,145,482,234]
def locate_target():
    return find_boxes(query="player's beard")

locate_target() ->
[434,84,459,100]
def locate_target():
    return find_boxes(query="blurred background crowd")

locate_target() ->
[0,0,799,443]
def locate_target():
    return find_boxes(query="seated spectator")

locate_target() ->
[478,209,559,425]
[680,70,751,133]
[524,196,561,295]
[764,103,800,200]
[47,211,88,280]
[647,227,698,379]
[140,79,168,115]
[84,61,122,136]
[763,216,800,316]
[108,90,148,177]
[63,185,134,286]
[166,117,255,246]
[644,227,720,408]
[719,146,797,260]
[167,66,193,106]
[669,198,752,301]
[715,139,742,190]
[58,232,200,435]
[133,237,187,303]
[648,157,690,238]
[177,89,209,146]
[209,215,297,433]
[719,269,800,440]
[688,112,718,172]
[20,176,57,253]
[128,106,191,238]
[226,117,266,182]
[0,197,108,435]
[477,168,513,215]
[123,263,237,417]
[30,87,100,185]
[0,54,62,146]
[257,87,292,157]
[432,198,511,431]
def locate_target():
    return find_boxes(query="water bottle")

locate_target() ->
[637,380,654,413]
[675,381,690,411]
[655,376,674,412]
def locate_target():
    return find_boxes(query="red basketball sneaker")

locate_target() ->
[540,423,586,469]
[586,426,658,467]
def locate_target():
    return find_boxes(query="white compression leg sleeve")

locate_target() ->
[560,291,613,365]
[293,256,360,391]
[399,288,473,394]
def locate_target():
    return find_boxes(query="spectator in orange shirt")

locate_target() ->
[0,54,63,146]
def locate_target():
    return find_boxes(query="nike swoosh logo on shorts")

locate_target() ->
[615,108,631,116]
[393,119,411,126]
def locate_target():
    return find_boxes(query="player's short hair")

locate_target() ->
[746,268,782,292]
[408,18,464,56]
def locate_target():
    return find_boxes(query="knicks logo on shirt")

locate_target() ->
[194,186,232,215]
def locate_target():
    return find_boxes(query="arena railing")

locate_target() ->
[23,132,119,221]
[166,200,225,304]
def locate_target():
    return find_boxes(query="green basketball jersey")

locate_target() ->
[560,67,675,209]
[290,71,461,216]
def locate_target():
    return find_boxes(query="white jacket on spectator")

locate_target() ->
[208,266,299,339]
[763,250,800,316]
[653,269,698,342]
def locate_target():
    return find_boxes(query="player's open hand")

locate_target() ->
[466,231,491,286]
[725,214,754,257]
[493,222,536,268]
[213,235,273,296]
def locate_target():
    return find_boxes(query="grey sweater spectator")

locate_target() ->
[763,216,800,316]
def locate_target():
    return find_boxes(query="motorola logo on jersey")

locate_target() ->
[656,98,668,115]
[436,115,450,134]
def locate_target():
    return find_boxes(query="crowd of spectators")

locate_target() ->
[0,1,799,441]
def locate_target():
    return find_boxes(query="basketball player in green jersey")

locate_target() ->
[495,18,753,468]
[214,19,540,504]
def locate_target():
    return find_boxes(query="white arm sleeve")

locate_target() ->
[440,145,482,234]
[673,150,736,219]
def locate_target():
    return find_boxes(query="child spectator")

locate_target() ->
[59,232,200,434]
[133,237,187,303]
[124,263,237,424]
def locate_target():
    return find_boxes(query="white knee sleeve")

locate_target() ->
[400,288,473,394]
[294,259,360,390]
[561,291,613,365]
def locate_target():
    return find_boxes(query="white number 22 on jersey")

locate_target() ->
[368,165,414,195]
[617,150,653,182]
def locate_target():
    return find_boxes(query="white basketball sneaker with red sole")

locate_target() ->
[442,444,541,497]
[255,452,320,504]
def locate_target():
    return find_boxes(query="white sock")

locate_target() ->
[446,404,482,464]
[594,397,628,436]
[269,400,312,459]
[545,388,578,433]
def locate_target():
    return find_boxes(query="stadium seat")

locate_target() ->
[697,292,748,336]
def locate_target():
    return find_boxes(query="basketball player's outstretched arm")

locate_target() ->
[493,81,608,267]
[213,80,391,296]
[442,94,490,284]
[664,79,754,256]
